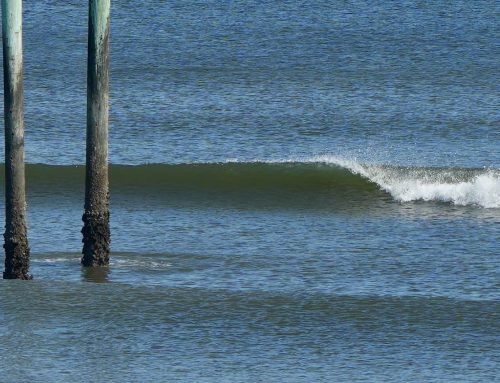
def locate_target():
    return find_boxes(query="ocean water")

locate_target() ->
[1,1,499,382]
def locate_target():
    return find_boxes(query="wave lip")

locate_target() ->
[310,155,500,209]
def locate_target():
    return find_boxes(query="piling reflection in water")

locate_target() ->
[81,265,110,283]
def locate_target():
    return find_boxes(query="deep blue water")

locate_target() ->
[18,0,500,166]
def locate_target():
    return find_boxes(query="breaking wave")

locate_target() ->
[0,159,498,208]
[306,155,500,208]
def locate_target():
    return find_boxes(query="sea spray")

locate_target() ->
[309,155,500,208]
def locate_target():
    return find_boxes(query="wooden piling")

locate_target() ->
[2,0,30,279]
[82,0,110,266]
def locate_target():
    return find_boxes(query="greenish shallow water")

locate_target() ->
[1,0,499,381]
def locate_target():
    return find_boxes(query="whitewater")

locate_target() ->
[230,155,500,209]
[311,156,500,209]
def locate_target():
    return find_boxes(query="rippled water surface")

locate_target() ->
[0,0,499,382]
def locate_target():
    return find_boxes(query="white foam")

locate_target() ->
[309,155,500,208]
[112,257,171,270]
[36,256,80,264]
[220,155,500,208]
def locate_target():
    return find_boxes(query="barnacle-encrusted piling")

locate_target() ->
[2,0,31,279]
[82,0,111,266]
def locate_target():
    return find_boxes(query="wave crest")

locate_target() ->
[309,155,500,208]
[2,160,499,208]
